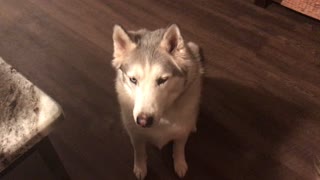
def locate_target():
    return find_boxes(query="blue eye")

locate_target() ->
[129,77,138,85]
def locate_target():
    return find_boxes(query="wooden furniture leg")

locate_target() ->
[38,137,70,180]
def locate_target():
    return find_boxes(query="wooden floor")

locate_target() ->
[1,0,320,179]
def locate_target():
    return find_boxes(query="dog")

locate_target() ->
[111,24,203,179]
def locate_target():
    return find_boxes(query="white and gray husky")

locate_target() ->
[112,24,203,179]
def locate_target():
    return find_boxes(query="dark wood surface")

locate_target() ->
[1,0,320,179]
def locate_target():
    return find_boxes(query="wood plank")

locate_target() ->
[0,0,320,179]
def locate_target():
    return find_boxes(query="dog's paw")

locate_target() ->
[174,159,188,178]
[133,163,147,180]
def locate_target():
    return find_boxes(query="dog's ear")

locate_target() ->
[112,25,136,63]
[160,24,185,56]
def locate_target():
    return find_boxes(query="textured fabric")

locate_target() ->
[0,57,62,172]
[274,0,320,20]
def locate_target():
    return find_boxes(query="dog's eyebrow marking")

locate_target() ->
[119,64,128,73]
[120,64,138,77]
[160,59,185,78]
[119,64,134,83]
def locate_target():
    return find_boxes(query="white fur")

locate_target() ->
[113,24,202,179]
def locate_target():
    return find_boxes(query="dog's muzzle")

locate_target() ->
[136,114,154,128]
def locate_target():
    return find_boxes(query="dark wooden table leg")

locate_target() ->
[38,136,70,180]
[254,0,272,8]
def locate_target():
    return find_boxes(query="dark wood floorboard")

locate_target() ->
[0,0,320,179]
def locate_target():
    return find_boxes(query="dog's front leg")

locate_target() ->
[173,136,189,178]
[132,139,147,180]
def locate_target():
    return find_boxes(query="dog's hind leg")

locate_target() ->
[173,136,189,178]
[131,138,147,180]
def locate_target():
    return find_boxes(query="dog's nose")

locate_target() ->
[136,114,154,128]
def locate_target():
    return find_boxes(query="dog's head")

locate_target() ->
[112,24,200,128]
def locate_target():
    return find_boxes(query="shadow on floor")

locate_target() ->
[147,77,308,180]
[188,77,307,180]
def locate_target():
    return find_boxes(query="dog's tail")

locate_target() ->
[187,42,201,62]
[187,42,205,74]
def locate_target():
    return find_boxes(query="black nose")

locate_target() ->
[136,114,154,128]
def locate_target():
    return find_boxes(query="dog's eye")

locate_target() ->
[129,77,138,85]
[157,77,169,85]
